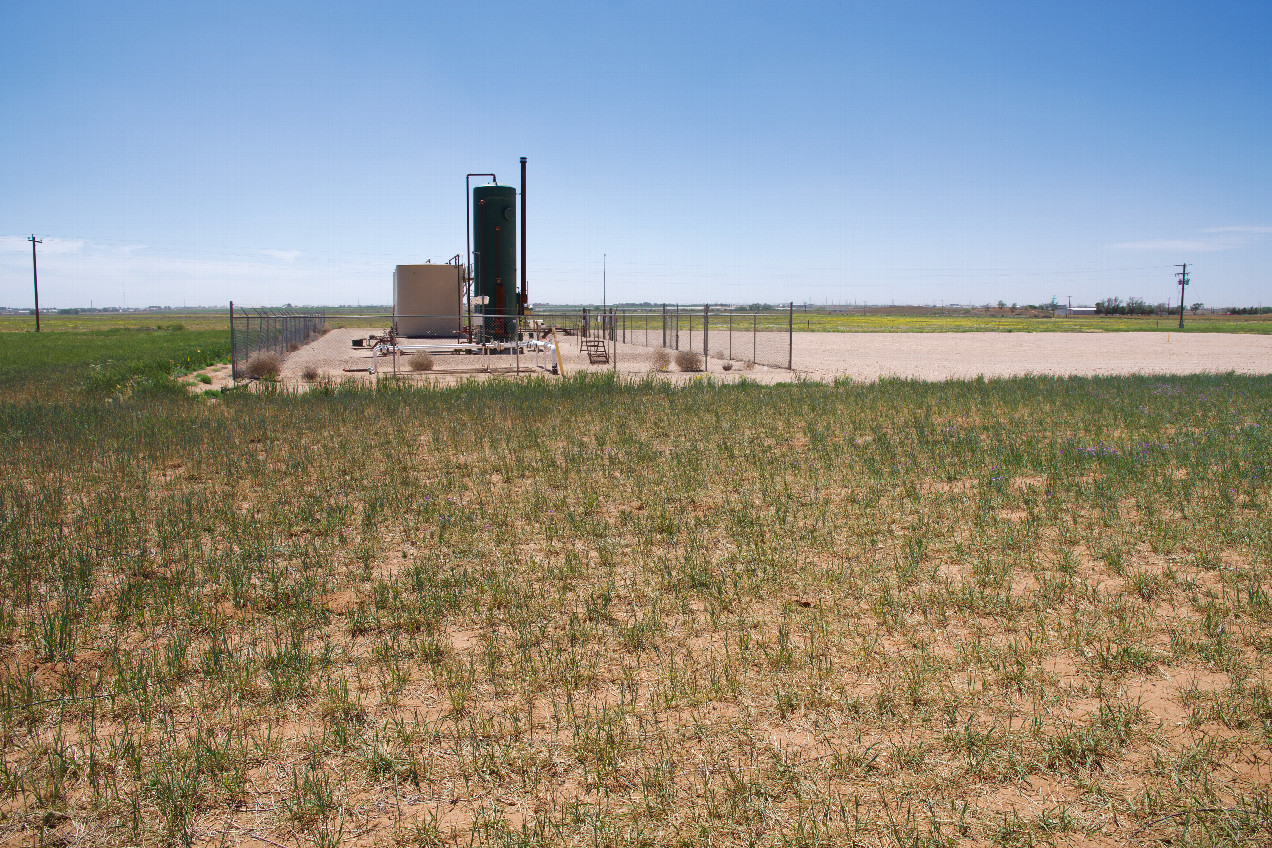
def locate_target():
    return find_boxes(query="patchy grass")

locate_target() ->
[0,345,1269,845]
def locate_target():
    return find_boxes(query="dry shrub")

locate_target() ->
[301,365,319,382]
[409,352,435,372]
[674,350,703,372]
[722,361,733,371]
[244,352,282,380]
[650,348,671,372]
[287,341,301,352]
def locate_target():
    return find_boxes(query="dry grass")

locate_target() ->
[243,351,282,379]
[674,349,703,372]
[650,347,671,372]
[301,365,319,382]
[408,351,435,372]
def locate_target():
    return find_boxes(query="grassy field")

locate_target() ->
[0,313,230,334]
[8,309,1272,340]
[0,324,228,403]
[1,328,1270,846]
[576,310,1272,338]
[790,312,1272,335]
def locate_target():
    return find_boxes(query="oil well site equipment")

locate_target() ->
[354,158,560,374]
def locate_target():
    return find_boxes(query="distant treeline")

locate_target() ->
[1227,306,1272,315]
[1095,297,1169,315]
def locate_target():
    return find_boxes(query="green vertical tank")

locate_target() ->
[472,183,517,340]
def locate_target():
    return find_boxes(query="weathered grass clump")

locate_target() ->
[301,365,319,382]
[288,341,302,353]
[409,352,435,372]
[674,349,704,372]
[650,348,671,372]
[244,351,282,380]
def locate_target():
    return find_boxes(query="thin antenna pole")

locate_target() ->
[603,254,606,312]
[520,157,527,314]
[28,235,42,332]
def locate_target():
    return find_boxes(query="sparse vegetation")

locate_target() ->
[674,349,703,371]
[302,365,320,381]
[0,324,1270,846]
[408,351,435,372]
[244,351,283,380]
[650,347,671,372]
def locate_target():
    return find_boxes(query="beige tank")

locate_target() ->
[394,265,462,337]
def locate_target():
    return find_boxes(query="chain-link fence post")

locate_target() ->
[703,304,709,371]
[229,301,236,380]
[788,301,794,369]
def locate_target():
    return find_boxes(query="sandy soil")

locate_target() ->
[790,330,1272,382]
[240,327,1272,389]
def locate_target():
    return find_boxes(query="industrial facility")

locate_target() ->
[363,159,560,371]
[228,157,796,381]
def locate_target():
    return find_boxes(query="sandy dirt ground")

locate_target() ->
[791,330,1272,381]
[180,362,234,394]
[231,327,1271,389]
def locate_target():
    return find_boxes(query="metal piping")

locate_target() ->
[520,157,527,313]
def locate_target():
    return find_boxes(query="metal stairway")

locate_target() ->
[583,338,609,364]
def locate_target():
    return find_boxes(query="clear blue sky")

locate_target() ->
[2,1,1269,308]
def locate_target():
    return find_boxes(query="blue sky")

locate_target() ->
[2,1,1269,308]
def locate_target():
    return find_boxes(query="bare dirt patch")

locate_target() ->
[182,362,234,394]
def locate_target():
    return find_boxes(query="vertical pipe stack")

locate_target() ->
[520,158,528,317]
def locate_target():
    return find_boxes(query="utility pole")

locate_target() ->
[602,254,607,311]
[28,235,42,332]
[1176,263,1189,330]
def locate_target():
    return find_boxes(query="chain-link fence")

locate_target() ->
[537,304,793,369]
[229,303,326,380]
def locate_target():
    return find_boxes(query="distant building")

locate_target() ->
[1057,306,1097,316]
